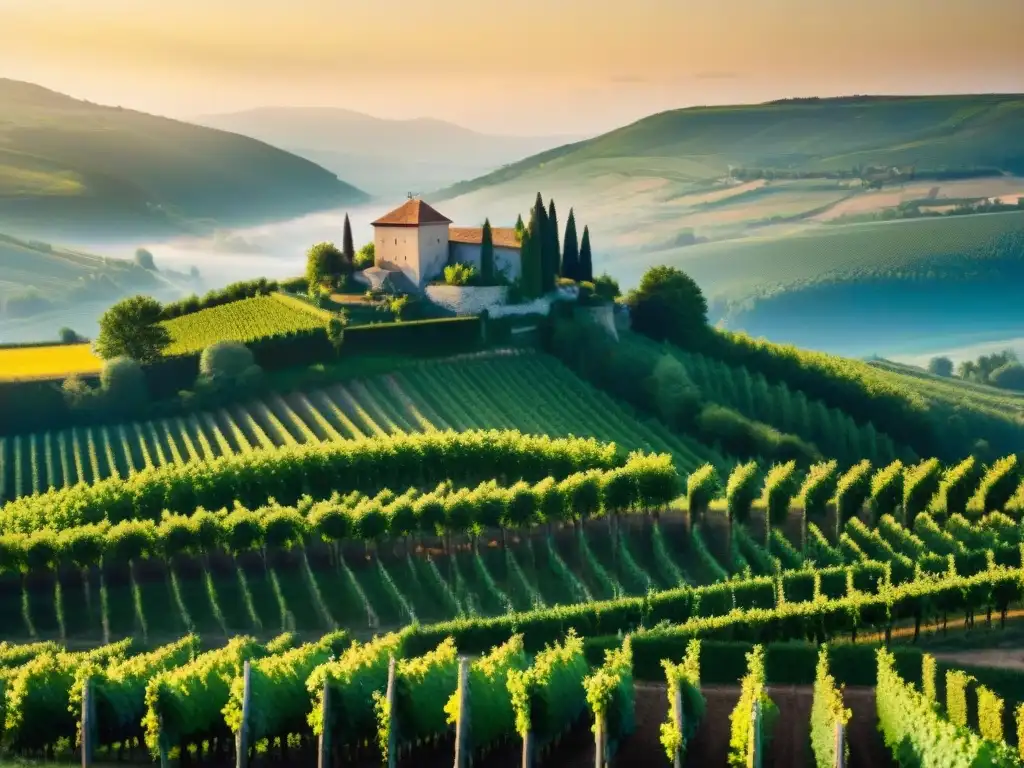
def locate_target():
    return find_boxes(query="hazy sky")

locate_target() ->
[3,0,1023,135]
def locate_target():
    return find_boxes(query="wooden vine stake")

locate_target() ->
[453,656,470,768]
[748,698,762,768]
[81,676,94,768]
[158,714,170,768]
[317,679,332,768]
[385,655,397,768]
[236,660,252,768]
[833,719,846,768]
[521,729,534,768]
[593,712,607,768]
[671,684,685,768]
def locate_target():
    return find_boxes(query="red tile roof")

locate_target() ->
[448,226,521,249]
[371,199,452,226]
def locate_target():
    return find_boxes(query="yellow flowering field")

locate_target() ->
[0,343,102,380]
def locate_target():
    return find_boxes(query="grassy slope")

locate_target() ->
[0,351,721,504]
[0,79,369,239]
[435,95,1024,200]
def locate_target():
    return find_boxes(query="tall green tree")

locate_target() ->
[578,225,594,281]
[625,265,707,347]
[94,295,171,363]
[561,208,580,280]
[519,212,543,299]
[515,213,525,237]
[480,218,495,283]
[341,214,355,274]
[533,193,556,293]
[546,198,560,286]
[306,242,342,290]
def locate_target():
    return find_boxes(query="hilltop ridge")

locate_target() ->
[0,79,369,240]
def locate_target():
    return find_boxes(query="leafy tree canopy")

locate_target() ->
[94,295,170,362]
[626,265,709,347]
[927,356,954,377]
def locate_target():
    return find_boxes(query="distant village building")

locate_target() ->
[363,198,521,292]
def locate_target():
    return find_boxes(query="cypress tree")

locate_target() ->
[520,212,543,299]
[515,213,525,235]
[547,198,561,284]
[341,214,355,273]
[533,193,555,293]
[579,225,594,281]
[562,208,580,280]
[480,218,495,283]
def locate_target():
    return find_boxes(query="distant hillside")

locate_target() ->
[436,94,1024,201]
[0,232,191,343]
[195,107,582,199]
[0,80,369,240]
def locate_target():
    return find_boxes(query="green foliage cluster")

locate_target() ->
[725,461,760,523]
[507,630,588,745]
[161,294,330,356]
[222,631,349,742]
[583,636,634,755]
[967,455,1020,516]
[834,460,872,524]
[810,646,850,768]
[159,278,281,321]
[798,460,840,519]
[2,639,133,751]
[903,458,944,526]
[443,635,527,753]
[0,453,676,574]
[945,669,974,729]
[728,645,777,767]
[869,460,905,520]
[382,638,459,755]
[549,322,819,464]
[934,457,983,517]
[95,295,171,363]
[977,685,1005,743]
[70,635,200,750]
[306,632,406,746]
[876,648,1017,767]
[761,461,799,529]
[686,464,719,519]
[659,639,704,763]
[922,653,937,703]
[443,262,477,287]
[0,429,622,533]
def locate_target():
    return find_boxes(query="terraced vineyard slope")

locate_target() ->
[0,350,721,504]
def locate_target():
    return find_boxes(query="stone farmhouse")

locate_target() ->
[362,198,521,292]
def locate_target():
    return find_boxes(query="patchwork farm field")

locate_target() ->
[0,342,101,379]
[651,209,1024,301]
[162,292,331,355]
[0,351,720,503]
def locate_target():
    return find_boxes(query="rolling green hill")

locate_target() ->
[0,79,368,240]
[436,94,1024,201]
[427,96,1024,359]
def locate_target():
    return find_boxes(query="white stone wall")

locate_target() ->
[488,296,553,318]
[450,243,522,282]
[374,225,419,287]
[424,285,508,315]
[416,223,451,286]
